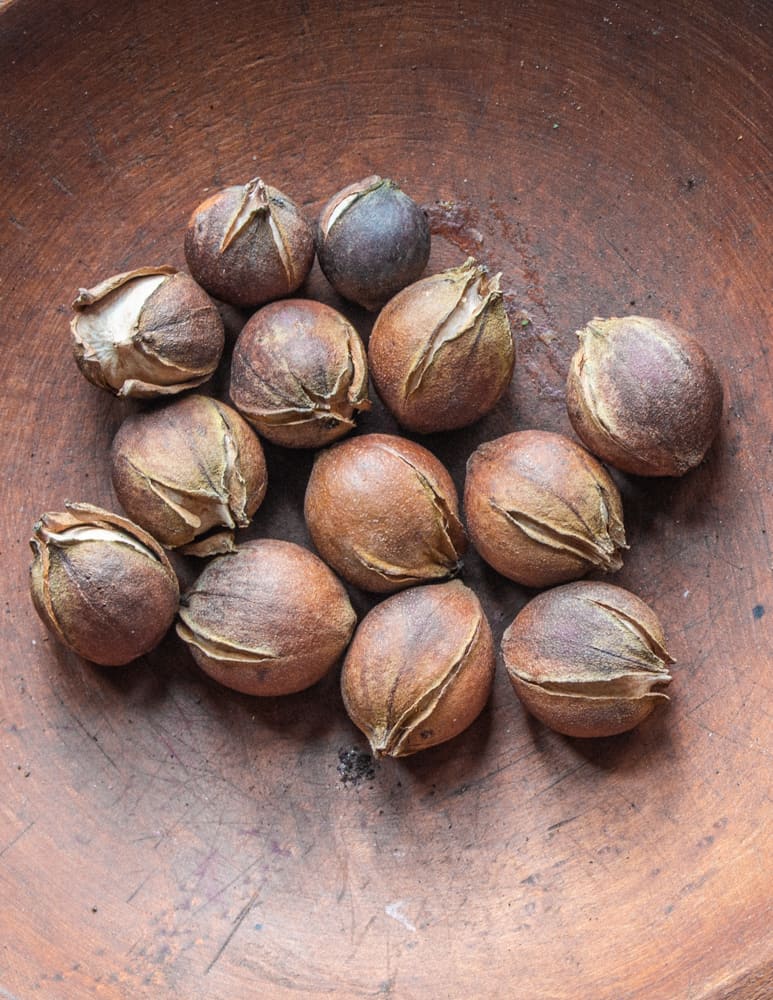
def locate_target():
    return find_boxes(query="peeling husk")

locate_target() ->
[184,177,315,308]
[111,394,267,551]
[176,538,356,696]
[230,298,370,448]
[566,315,724,477]
[29,502,179,666]
[341,580,495,757]
[465,430,627,588]
[305,433,466,593]
[502,580,673,738]
[369,257,514,433]
[71,266,225,398]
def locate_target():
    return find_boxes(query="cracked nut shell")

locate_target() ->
[502,580,673,737]
[341,580,495,757]
[304,433,467,593]
[566,315,723,477]
[230,298,370,448]
[369,258,514,433]
[184,177,315,308]
[111,394,267,555]
[317,175,430,310]
[464,430,627,588]
[29,502,179,666]
[70,266,224,398]
[176,538,356,696]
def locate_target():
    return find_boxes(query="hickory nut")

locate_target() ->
[317,175,430,310]
[304,433,467,593]
[184,177,315,308]
[29,503,179,666]
[502,581,673,737]
[369,258,515,433]
[341,580,495,757]
[70,266,225,398]
[566,315,724,477]
[230,299,370,448]
[111,394,267,556]
[176,539,356,696]
[465,430,627,588]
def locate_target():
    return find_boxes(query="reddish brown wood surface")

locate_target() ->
[1,1,771,997]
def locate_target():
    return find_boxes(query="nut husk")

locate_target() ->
[317,175,430,310]
[464,430,627,588]
[566,315,724,477]
[502,580,673,737]
[111,394,267,555]
[369,258,515,433]
[29,502,179,666]
[184,177,315,308]
[176,538,356,696]
[71,266,225,398]
[230,298,370,448]
[304,433,467,593]
[341,580,495,757]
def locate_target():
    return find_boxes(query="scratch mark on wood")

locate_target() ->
[0,820,34,858]
[385,900,417,933]
[205,888,261,974]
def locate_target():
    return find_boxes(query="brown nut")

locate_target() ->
[317,175,430,310]
[111,394,267,555]
[341,580,495,757]
[230,299,370,448]
[502,581,673,737]
[184,177,315,308]
[566,315,724,477]
[304,433,467,593]
[29,502,179,666]
[464,430,627,588]
[176,538,356,696]
[71,266,225,398]
[368,258,515,433]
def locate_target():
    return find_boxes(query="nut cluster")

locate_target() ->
[30,169,724,769]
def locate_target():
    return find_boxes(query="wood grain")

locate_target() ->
[0,1,770,997]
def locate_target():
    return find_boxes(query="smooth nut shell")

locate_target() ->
[184,177,315,308]
[317,175,430,310]
[111,394,267,553]
[304,433,467,593]
[341,580,495,757]
[29,502,179,666]
[176,539,356,696]
[71,266,224,398]
[464,430,627,588]
[566,315,724,477]
[230,298,370,448]
[369,258,514,433]
[502,581,673,738]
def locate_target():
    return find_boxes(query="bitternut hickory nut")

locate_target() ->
[566,315,723,477]
[502,580,673,737]
[317,175,430,310]
[70,266,225,398]
[368,258,514,433]
[29,503,179,666]
[111,394,267,556]
[341,580,495,757]
[230,298,370,448]
[304,433,467,593]
[176,539,356,696]
[184,177,315,308]
[464,430,627,588]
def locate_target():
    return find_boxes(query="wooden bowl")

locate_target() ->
[1,1,770,996]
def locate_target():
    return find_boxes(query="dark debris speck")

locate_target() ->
[337,746,375,786]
